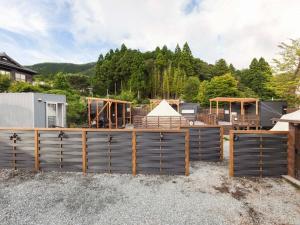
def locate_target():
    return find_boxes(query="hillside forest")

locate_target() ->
[1,39,300,126]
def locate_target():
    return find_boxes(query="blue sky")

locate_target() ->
[0,0,299,68]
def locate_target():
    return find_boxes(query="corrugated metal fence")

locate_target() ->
[0,128,189,176]
[182,126,223,162]
[229,130,291,177]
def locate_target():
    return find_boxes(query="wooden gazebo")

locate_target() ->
[209,97,260,129]
[87,97,132,129]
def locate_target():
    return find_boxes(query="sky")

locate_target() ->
[0,0,299,68]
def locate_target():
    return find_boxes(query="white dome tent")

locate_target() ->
[143,100,188,128]
[271,110,300,131]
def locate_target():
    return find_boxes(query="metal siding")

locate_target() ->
[0,130,35,169]
[233,133,288,177]
[136,132,185,175]
[33,93,67,128]
[0,93,34,128]
[189,127,221,161]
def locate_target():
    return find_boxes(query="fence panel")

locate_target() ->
[39,130,82,171]
[86,131,132,173]
[230,131,288,177]
[0,130,35,170]
[183,126,223,162]
[136,131,187,175]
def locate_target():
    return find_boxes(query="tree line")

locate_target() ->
[0,39,299,125]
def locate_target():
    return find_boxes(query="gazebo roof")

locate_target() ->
[209,97,258,103]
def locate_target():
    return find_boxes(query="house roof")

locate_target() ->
[210,97,259,103]
[147,100,182,117]
[0,52,37,75]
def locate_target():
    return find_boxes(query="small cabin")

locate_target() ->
[179,103,200,121]
[0,93,66,128]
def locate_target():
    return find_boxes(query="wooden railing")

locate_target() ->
[197,113,218,125]
[133,116,189,129]
[231,115,260,129]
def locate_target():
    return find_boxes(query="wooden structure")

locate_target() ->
[0,128,190,176]
[229,130,291,177]
[150,99,180,111]
[133,116,189,129]
[280,119,300,180]
[87,97,132,129]
[210,97,259,129]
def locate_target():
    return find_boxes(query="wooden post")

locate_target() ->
[241,101,244,123]
[122,103,125,127]
[129,104,132,124]
[220,126,224,161]
[115,102,118,128]
[34,129,40,171]
[216,101,219,116]
[209,100,212,114]
[229,101,232,123]
[109,102,112,129]
[82,130,87,174]
[88,99,91,128]
[132,131,137,175]
[96,100,99,128]
[185,130,190,176]
[288,124,296,177]
[229,130,234,177]
[255,100,259,130]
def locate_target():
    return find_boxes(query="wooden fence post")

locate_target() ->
[185,130,190,176]
[34,129,40,171]
[220,126,224,161]
[287,125,295,177]
[229,130,234,177]
[132,131,137,176]
[82,130,87,174]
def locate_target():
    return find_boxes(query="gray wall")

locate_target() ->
[0,93,34,127]
[0,93,66,128]
[33,93,66,128]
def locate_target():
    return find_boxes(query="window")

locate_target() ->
[0,70,11,77]
[15,73,26,82]
[46,103,65,128]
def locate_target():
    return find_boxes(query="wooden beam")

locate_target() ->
[132,131,137,175]
[185,129,190,176]
[122,103,125,127]
[229,130,234,177]
[229,101,232,122]
[288,124,296,177]
[109,102,112,129]
[96,100,99,128]
[88,99,91,128]
[115,102,118,128]
[34,129,39,171]
[82,130,87,174]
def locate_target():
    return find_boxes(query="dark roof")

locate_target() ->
[0,52,37,75]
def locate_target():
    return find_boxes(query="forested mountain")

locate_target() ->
[92,42,274,103]
[28,62,96,76]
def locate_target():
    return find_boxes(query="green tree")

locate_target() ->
[53,72,70,90]
[198,73,240,106]
[183,76,200,102]
[9,82,43,93]
[212,59,230,76]
[0,74,11,92]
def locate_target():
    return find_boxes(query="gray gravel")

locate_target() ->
[0,140,299,225]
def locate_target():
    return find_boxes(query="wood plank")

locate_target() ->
[132,131,136,175]
[229,130,234,177]
[82,130,87,174]
[185,129,190,176]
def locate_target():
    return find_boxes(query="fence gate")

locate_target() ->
[230,131,289,177]
[0,130,35,170]
[183,126,223,162]
[86,131,132,173]
[136,131,188,175]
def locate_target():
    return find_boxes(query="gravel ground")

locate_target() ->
[0,140,299,225]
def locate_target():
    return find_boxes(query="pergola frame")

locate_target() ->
[209,97,259,119]
[150,99,180,112]
[87,97,132,129]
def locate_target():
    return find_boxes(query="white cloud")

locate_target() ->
[0,0,300,67]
